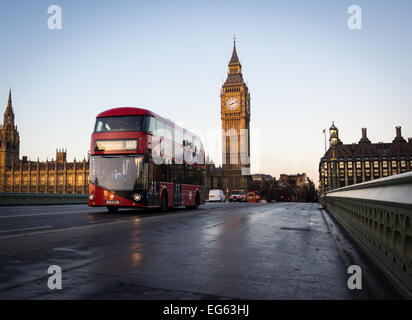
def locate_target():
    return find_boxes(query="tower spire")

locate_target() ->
[229,36,240,65]
[3,89,15,128]
[0,89,20,172]
[225,38,244,84]
[7,88,12,111]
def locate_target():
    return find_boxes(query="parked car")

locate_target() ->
[208,189,226,202]
[229,189,246,202]
[247,191,261,203]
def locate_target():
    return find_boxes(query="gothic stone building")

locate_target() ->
[278,173,307,188]
[205,157,222,196]
[220,40,251,194]
[319,122,412,194]
[0,90,89,193]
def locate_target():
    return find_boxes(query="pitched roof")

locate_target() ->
[322,141,412,161]
[223,73,245,86]
[229,42,240,65]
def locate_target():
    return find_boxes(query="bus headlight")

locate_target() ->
[133,193,142,202]
[89,194,94,201]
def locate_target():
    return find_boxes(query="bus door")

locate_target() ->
[147,158,159,206]
[173,164,181,206]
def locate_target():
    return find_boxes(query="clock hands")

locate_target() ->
[227,99,238,110]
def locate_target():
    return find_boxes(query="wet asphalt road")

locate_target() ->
[0,202,400,299]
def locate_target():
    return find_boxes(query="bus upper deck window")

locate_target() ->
[144,116,156,134]
[94,116,144,132]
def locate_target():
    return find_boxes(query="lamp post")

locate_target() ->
[329,122,339,191]
[330,149,338,190]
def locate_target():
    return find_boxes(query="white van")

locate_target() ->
[208,189,226,202]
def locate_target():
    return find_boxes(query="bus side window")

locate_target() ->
[198,167,202,185]
[144,116,156,134]
[156,120,165,138]
[176,163,183,184]
[174,126,184,163]
[166,159,173,182]
[186,165,193,184]
[195,166,201,185]
[164,124,173,141]
[164,125,173,158]
[172,163,178,183]
[193,137,200,154]
[160,162,168,182]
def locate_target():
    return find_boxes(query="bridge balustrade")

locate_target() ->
[321,171,412,298]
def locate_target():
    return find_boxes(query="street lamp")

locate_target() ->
[329,122,339,191]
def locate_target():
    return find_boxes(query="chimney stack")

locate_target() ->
[362,128,367,139]
[359,127,371,144]
[396,126,401,137]
[408,137,412,144]
[393,126,406,143]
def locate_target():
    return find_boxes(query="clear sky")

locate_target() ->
[1,0,411,185]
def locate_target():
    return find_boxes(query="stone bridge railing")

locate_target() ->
[321,171,412,299]
[0,193,87,206]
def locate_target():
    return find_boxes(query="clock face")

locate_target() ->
[226,97,239,111]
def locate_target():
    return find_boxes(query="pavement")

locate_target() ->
[0,202,400,299]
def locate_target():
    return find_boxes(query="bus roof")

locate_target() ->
[97,107,154,118]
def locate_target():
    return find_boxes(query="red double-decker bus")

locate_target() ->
[88,107,205,213]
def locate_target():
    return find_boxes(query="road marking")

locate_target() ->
[0,211,102,219]
[280,227,311,232]
[0,203,274,240]
[0,207,216,240]
[0,226,52,234]
[0,219,136,240]
[88,219,118,224]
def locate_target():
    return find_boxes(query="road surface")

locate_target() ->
[0,202,399,299]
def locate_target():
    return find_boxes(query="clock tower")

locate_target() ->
[221,39,251,194]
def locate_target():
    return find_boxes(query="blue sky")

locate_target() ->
[1,0,411,184]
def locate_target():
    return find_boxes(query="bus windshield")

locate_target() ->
[90,155,148,191]
[94,115,144,132]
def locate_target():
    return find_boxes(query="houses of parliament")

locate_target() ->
[0,90,89,193]
[0,41,251,195]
